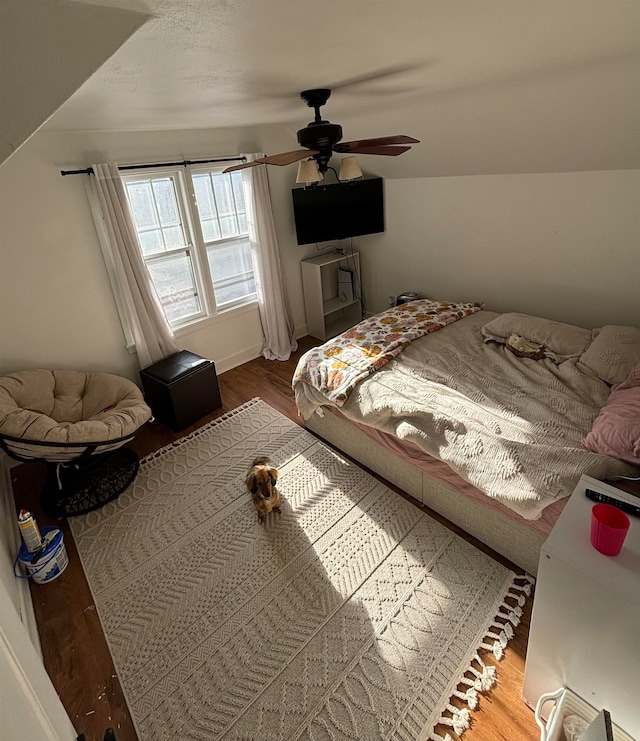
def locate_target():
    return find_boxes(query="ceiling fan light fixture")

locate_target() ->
[339,156,363,182]
[296,159,322,186]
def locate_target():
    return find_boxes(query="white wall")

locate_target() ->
[0,126,306,380]
[361,170,640,328]
[1,128,638,385]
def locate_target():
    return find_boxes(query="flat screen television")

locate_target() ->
[292,177,384,245]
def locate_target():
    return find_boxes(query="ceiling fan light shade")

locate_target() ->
[339,156,363,182]
[296,159,322,185]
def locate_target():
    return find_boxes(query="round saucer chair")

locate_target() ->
[0,369,152,517]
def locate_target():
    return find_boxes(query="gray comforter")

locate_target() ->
[295,311,637,519]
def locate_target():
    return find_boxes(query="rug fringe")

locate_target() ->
[427,573,535,741]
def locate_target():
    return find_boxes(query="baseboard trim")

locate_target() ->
[211,325,311,375]
[215,343,264,374]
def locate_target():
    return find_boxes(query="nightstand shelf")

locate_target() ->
[301,251,362,340]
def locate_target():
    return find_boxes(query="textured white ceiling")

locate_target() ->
[41,0,640,176]
[47,0,639,130]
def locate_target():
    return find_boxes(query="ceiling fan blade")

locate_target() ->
[222,161,263,173]
[334,135,419,153]
[261,150,320,166]
[322,63,425,93]
[340,145,412,157]
[223,150,320,173]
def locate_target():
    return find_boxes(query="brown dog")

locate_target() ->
[246,456,281,523]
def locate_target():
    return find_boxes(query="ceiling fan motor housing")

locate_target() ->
[297,122,343,172]
[297,122,343,150]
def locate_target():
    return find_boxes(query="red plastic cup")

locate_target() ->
[590,503,630,556]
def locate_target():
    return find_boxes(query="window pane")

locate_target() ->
[200,217,220,242]
[126,181,157,230]
[212,174,239,236]
[126,175,189,257]
[231,172,246,212]
[193,170,247,246]
[193,174,215,219]
[219,214,238,238]
[231,170,244,211]
[138,229,164,256]
[207,239,256,305]
[212,173,232,212]
[152,178,180,225]
[162,225,186,250]
[146,250,201,324]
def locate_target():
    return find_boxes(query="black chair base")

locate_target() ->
[43,447,140,518]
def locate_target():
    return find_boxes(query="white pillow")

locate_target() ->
[579,325,640,386]
[482,313,592,363]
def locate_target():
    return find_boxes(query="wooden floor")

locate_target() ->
[11,335,539,741]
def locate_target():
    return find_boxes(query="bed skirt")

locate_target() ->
[305,408,567,576]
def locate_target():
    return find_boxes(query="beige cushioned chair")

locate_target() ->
[0,369,152,516]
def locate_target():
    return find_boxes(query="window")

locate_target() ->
[123,165,256,329]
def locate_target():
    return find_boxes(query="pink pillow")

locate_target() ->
[582,364,640,465]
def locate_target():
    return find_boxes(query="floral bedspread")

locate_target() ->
[293,298,483,406]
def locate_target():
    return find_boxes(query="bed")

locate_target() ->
[293,299,640,575]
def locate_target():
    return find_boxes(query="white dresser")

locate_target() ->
[523,475,640,739]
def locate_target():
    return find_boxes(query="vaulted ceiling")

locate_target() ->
[36,0,640,176]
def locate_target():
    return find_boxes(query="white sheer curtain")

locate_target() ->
[88,162,178,368]
[243,153,298,361]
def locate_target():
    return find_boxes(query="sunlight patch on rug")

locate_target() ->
[70,398,532,741]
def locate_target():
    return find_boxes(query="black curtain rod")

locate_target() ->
[60,156,246,176]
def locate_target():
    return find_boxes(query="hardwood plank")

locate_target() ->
[11,464,138,740]
[10,335,539,741]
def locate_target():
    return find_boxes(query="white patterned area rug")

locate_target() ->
[70,398,532,741]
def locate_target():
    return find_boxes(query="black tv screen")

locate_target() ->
[292,177,384,245]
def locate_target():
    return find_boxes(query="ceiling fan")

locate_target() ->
[223,88,419,176]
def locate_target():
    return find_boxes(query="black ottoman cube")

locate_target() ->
[140,350,221,431]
